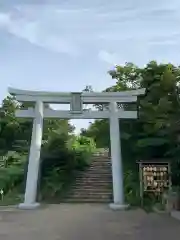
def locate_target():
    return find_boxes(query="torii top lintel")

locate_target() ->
[8,87,145,104]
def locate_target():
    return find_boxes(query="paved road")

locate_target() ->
[0,204,179,240]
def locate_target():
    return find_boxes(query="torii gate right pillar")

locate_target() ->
[109,102,128,210]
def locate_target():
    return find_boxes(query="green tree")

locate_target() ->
[83,62,180,180]
[80,120,110,148]
[136,62,179,156]
[0,96,20,153]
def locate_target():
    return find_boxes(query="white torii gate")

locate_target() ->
[8,87,145,210]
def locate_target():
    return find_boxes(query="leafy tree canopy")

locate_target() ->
[81,62,180,181]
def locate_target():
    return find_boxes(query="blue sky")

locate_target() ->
[0,0,180,132]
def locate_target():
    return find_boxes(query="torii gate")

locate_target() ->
[8,87,145,210]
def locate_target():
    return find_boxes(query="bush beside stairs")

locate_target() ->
[64,153,113,203]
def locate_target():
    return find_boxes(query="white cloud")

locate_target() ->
[1,0,180,62]
[39,36,80,55]
[0,13,11,28]
[98,50,121,65]
[0,10,80,56]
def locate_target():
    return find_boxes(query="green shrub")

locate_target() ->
[71,136,96,153]
[0,152,26,197]
[0,166,24,194]
[74,150,91,170]
[124,169,140,206]
[39,134,96,201]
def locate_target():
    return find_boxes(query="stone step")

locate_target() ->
[68,193,112,198]
[90,164,111,168]
[76,177,112,181]
[76,174,111,178]
[66,197,112,203]
[91,156,111,159]
[89,166,111,170]
[75,179,111,184]
[91,158,111,162]
[90,160,111,164]
[86,171,111,174]
[74,184,111,189]
[69,192,111,197]
[81,171,112,175]
[75,178,112,183]
[89,163,111,168]
[91,157,111,160]
[74,181,112,187]
[87,166,111,170]
[70,186,112,192]
[72,185,111,189]
[92,156,110,158]
[76,174,112,178]
[91,160,111,164]
[67,192,112,199]
[76,173,112,177]
[63,155,113,203]
[86,170,111,174]
[73,187,111,192]
[67,188,112,195]
[66,197,112,202]
[63,198,111,203]
[91,160,111,162]
[86,172,111,175]
[90,162,111,166]
[90,167,111,170]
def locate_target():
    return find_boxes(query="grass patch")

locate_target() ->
[0,189,23,206]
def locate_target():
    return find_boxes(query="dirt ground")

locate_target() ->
[0,204,179,240]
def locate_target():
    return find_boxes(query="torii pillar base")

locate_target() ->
[18,202,40,210]
[109,203,129,211]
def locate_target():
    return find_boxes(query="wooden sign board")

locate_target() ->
[137,160,171,205]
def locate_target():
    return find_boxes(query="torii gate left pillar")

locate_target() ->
[19,100,43,209]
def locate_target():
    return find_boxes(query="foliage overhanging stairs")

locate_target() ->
[64,152,113,203]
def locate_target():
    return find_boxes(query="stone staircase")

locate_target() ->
[64,153,113,203]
